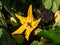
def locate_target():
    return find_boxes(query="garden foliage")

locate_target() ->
[0,0,60,45]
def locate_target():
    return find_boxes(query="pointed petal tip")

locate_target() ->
[25,35,29,41]
[39,18,42,20]
[15,13,19,17]
[37,18,42,22]
[11,32,15,35]
[15,13,22,18]
[27,4,34,23]
[15,13,17,15]
[11,31,18,35]
[29,4,32,7]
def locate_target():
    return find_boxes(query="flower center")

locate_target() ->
[28,23,32,28]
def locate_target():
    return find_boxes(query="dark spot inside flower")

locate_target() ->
[28,23,32,28]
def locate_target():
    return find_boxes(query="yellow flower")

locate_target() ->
[54,10,60,24]
[12,4,41,40]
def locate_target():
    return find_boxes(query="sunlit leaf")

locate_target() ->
[38,29,60,44]
[52,1,59,13]
[31,41,44,45]
[42,0,52,9]
[55,0,60,6]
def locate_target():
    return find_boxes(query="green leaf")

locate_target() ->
[38,29,60,44]
[42,0,60,13]
[31,41,44,45]
[0,2,6,27]
[12,34,24,44]
[42,0,46,3]
[0,28,3,37]
[0,0,15,17]
[55,0,60,6]
[0,1,2,17]
[55,26,60,35]
[4,5,15,17]
[52,1,59,13]
[0,21,3,27]
[0,0,10,5]
[0,28,16,45]
[0,1,2,10]
[42,0,52,9]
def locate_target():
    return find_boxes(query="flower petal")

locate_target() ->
[12,23,27,35]
[54,10,60,24]
[25,26,33,40]
[25,18,41,40]
[15,13,27,24]
[27,4,34,23]
[31,18,41,29]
